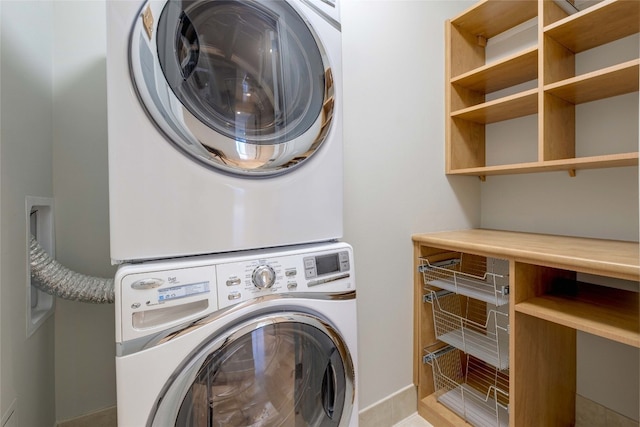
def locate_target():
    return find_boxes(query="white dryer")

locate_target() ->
[106,0,343,263]
[115,241,358,426]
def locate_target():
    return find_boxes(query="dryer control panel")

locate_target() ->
[115,242,354,343]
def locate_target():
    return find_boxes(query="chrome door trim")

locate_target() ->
[117,291,356,356]
[128,0,336,177]
[147,310,355,426]
[300,0,341,31]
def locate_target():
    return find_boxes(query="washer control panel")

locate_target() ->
[116,242,354,342]
[216,246,354,309]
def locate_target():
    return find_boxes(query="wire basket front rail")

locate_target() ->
[419,255,509,307]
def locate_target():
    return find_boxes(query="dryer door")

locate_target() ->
[130,0,334,177]
[149,311,355,426]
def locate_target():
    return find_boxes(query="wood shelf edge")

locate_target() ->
[411,229,640,281]
[447,153,639,177]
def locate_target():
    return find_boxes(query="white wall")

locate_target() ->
[341,0,478,409]
[0,2,57,426]
[51,1,117,422]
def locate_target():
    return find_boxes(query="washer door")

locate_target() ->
[130,0,334,176]
[149,312,355,426]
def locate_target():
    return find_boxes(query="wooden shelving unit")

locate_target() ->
[413,229,640,427]
[445,0,640,177]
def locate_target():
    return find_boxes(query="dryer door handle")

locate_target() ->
[177,12,199,79]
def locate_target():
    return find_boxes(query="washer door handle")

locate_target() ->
[321,357,337,419]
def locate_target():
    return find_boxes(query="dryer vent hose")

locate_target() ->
[29,235,115,304]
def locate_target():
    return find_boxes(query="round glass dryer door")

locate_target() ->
[130,0,334,176]
[150,312,355,426]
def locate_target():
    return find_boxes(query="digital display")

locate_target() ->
[316,253,340,276]
[158,281,210,302]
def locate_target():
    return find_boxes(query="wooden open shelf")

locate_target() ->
[413,229,640,427]
[543,0,640,53]
[515,281,639,348]
[445,0,640,177]
[450,0,538,41]
[451,47,538,93]
[544,59,640,105]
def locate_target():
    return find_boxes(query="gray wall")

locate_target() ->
[0,2,56,426]
[341,0,479,409]
[52,2,116,421]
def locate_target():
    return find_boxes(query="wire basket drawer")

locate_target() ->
[419,254,509,306]
[425,346,509,427]
[425,290,509,370]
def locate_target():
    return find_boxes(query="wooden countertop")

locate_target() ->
[412,229,639,282]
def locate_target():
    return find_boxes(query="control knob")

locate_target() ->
[252,264,276,289]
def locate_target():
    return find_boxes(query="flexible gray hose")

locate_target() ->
[29,235,114,304]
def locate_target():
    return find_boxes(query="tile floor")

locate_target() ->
[392,413,434,427]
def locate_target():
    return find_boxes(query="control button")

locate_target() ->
[131,303,141,309]
[226,277,241,286]
[252,265,276,289]
[303,257,315,268]
[285,268,297,277]
[287,282,298,290]
[305,267,317,278]
[228,292,241,300]
[131,278,164,290]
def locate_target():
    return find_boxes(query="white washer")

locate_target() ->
[106,0,343,263]
[115,241,358,426]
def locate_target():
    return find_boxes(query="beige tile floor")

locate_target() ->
[392,413,434,427]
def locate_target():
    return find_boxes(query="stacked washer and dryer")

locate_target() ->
[105,0,358,425]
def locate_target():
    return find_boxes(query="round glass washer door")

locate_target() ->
[149,312,355,426]
[130,0,334,177]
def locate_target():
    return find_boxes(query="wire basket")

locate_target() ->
[425,290,509,370]
[419,254,509,307]
[424,346,509,427]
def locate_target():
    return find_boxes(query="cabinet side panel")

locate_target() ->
[543,35,575,85]
[543,93,575,161]
[448,21,485,78]
[512,262,577,426]
[542,0,570,28]
[450,118,486,170]
[514,312,576,427]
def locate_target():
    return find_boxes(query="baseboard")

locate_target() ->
[359,385,417,427]
[575,394,639,427]
[56,407,116,427]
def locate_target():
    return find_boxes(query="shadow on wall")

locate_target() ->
[52,51,118,421]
